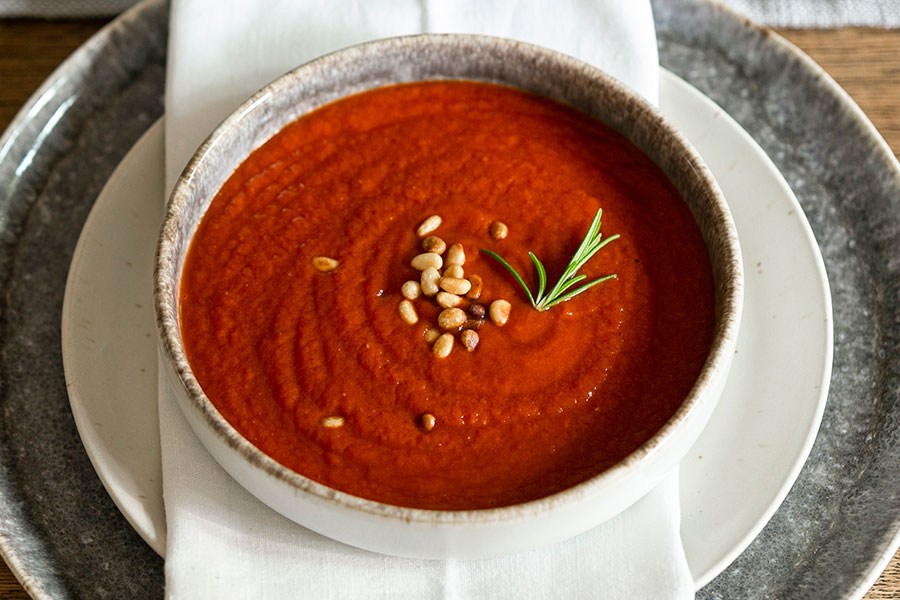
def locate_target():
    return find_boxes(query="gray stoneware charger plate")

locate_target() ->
[0,0,898,598]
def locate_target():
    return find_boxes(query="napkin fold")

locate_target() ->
[161,1,692,598]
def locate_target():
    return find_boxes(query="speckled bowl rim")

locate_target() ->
[155,33,743,526]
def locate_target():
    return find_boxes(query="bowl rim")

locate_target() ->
[155,32,743,526]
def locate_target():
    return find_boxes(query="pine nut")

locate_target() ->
[321,416,344,428]
[461,329,480,352]
[417,215,442,237]
[462,318,485,331]
[401,280,421,300]
[437,307,467,330]
[311,256,339,272]
[421,236,447,255]
[489,299,511,326]
[421,413,436,431]
[467,303,486,319]
[398,299,418,325]
[424,327,440,343]
[439,276,471,295]
[411,252,443,271]
[466,274,483,300]
[433,333,454,358]
[446,243,465,266]
[420,267,440,296]
[443,264,464,279]
[436,291,462,308]
[489,221,508,239]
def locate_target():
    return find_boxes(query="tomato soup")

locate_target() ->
[179,81,715,510]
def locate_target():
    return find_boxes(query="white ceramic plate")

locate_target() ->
[60,70,832,584]
[61,118,166,554]
[661,72,833,586]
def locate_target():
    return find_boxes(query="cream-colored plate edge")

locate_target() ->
[61,119,166,555]
[662,71,833,587]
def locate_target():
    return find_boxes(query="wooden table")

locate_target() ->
[0,17,898,600]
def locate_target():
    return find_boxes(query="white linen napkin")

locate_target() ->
[160,1,693,598]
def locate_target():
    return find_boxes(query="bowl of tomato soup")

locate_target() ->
[156,34,742,558]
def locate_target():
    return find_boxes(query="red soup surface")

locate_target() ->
[180,81,715,510]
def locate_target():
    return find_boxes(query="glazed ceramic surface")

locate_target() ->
[155,34,742,559]
[62,67,831,583]
[1,0,898,596]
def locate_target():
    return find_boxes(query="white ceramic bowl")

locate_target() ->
[155,34,743,559]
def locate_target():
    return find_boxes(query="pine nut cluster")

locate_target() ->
[398,215,511,361]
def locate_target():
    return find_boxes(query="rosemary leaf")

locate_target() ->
[529,252,547,303]
[480,249,536,306]
[544,274,617,310]
[480,208,619,312]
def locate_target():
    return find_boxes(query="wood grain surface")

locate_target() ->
[0,18,898,600]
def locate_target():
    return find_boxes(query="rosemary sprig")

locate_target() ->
[480,209,619,312]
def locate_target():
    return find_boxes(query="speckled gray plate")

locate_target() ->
[0,0,897,597]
